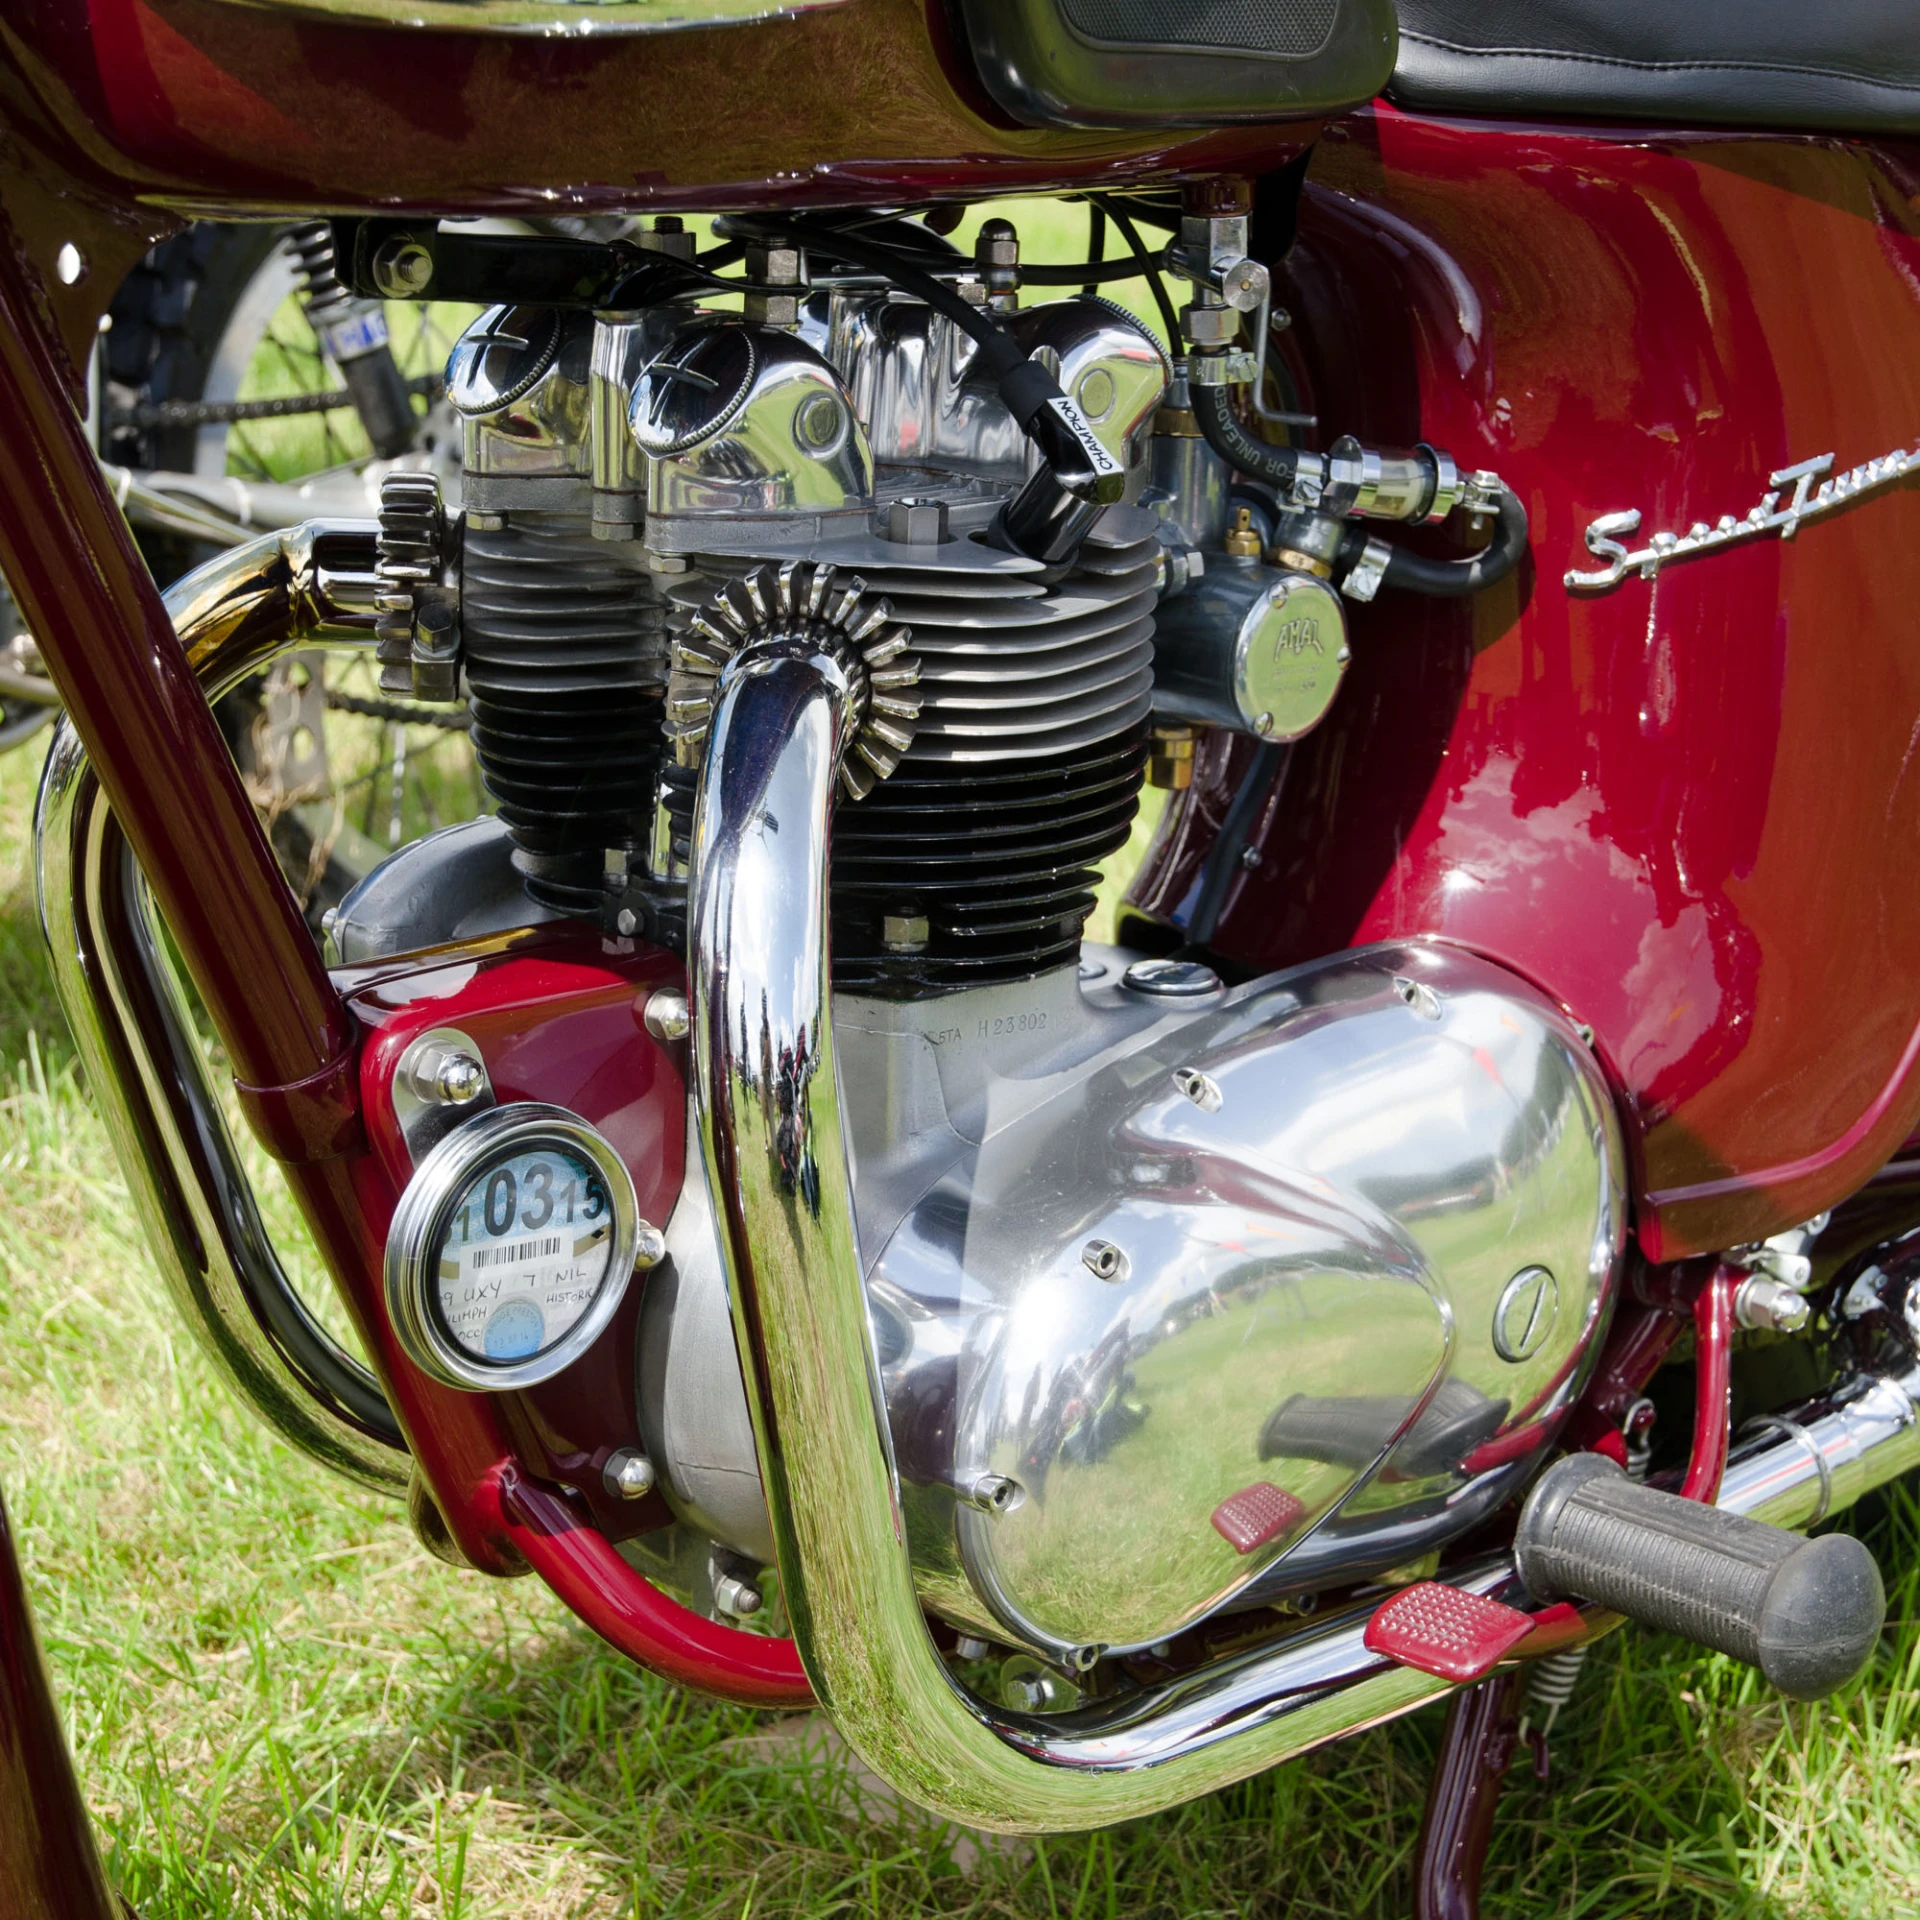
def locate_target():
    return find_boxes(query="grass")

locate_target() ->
[2,209,1916,1917]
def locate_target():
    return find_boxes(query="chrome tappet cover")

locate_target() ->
[644,939,1626,1662]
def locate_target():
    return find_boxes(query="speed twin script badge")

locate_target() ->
[1493,1265,1559,1363]
[1565,442,1920,593]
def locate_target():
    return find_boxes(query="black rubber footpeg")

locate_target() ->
[1514,1454,1885,1700]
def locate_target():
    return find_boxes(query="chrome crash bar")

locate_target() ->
[35,522,407,1493]
[687,636,1920,1832]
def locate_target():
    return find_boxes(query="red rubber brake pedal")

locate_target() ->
[1211,1483,1305,1554]
[1363,1581,1536,1682]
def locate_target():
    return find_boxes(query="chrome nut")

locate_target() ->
[1735,1275,1812,1335]
[641,987,689,1042]
[1182,303,1241,347]
[603,1449,656,1501]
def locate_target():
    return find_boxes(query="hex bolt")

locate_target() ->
[1082,1238,1129,1283]
[371,236,434,298]
[954,1635,991,1661]
[603,1449,656,1501]
[1734,1275,1812,1335]
[642,987,690,1042]
[713,1573,762,1619]
[615,907,639,937]
[404,1041,486,1108]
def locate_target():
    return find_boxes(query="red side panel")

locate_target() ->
[1170,109,1920,1259]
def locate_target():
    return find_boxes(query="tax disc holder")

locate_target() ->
[384,1096,644,1393]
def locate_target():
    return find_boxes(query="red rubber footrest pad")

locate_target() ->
[1211,1483,1305,1554]
[1363,1581,1536,1682]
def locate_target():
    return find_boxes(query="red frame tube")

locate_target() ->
[482,1468,811,1706]
[1411,1668,1524,1920]
[0,1485,119,1920]
[1679,1265,1737,1505]
[0,214,355,1144]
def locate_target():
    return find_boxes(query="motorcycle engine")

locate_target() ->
[338,259,1625,1672]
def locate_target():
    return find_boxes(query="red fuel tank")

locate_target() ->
[1134,108,1920,1260]
[0,0,1322,214]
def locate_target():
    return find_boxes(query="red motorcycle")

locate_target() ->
[4,3,1919,1913]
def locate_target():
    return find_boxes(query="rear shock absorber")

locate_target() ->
[288,222,419,460]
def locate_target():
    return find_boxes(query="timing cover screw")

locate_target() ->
[1393,974,1443,1020]
[961,1472,1022,1515]
[603,1449,656,1501]
[1174,1066,1224,1113]
[1082,1239,1129,1282]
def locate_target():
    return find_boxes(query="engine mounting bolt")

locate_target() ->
[634,1220,668,1270]
[603,1449,656,1501]
[371,236,434,298]
[713,1573,762,1619]
[642,987,690,1043]
[615,908,639,937]
[882,910,931,953]
[1082,1238,1129,1283]
[1734,1275,1812,1335]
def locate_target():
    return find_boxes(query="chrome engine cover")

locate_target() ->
[643,938,1626,1660]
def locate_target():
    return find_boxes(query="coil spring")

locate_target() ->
[1521,1644,1588,1738]
[286,221,348,312]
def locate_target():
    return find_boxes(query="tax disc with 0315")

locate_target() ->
[384,1102,644,1392]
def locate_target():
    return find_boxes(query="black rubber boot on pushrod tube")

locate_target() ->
[1514,1453,1884,1700]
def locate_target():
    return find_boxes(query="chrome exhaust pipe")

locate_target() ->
[35,523,407,1493]
[687,635,1920,1831]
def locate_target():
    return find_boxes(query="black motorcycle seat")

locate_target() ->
[1389,0,1920,136]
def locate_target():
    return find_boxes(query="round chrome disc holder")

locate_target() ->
[384,1102,644,1392]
